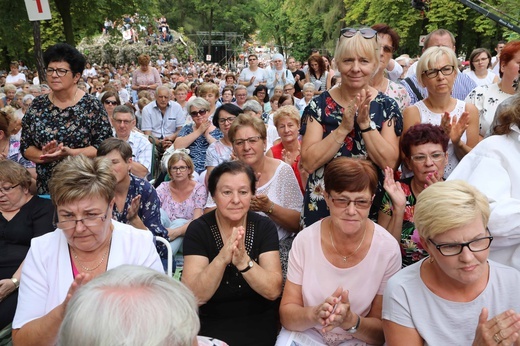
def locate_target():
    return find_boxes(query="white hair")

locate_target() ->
[58,265,200,346]
[243,99,263,114]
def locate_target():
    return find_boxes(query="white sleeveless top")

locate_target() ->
[415,99,467,177]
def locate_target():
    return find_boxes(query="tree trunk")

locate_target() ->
[54,0,74,45]
[33,21,46,84]
[208,8,213,62]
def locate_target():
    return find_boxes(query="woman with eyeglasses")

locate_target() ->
[383,180,520,345]
[183,160,282,345]
[465,40,520,138]
[402,46,479,178]
[0,161,54,344]
[370,24,411,113]
[156,151,207,259]
[277,157,401,346]
[20,43,112,195]
[11,155,163,345]
[174,97,223,177]
[100,91,121,127]
[379,123,448,267]
[300,27,403,229]
[305,54,332,95]
[205,103,242,182]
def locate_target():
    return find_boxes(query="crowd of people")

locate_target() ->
[0,22,520,345]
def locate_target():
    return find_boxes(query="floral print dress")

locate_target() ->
[300,91,402,228]
[379,177,427,267]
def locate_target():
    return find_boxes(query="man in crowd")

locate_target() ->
[287,57,305,98]
[239,54,267,96]
[491,40,506,76]
[141,86,185,149]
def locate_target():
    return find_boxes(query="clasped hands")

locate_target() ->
[219,226,249,270]
[339,89,373,134]
[314,287,357,333]
[40,140,73,162]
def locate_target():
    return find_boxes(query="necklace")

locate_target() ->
[70,246,109,272]
[329,221,367,263]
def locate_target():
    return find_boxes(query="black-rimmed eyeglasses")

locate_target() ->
[428,236,493,256]
[45,68,71,77]
[422,65,455,79]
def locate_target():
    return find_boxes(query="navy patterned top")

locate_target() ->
[21,93,112,194]
[111,175,169,259]
[300,91,403,228]
[177,125,223,174]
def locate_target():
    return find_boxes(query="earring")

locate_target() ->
[429,256,435,264]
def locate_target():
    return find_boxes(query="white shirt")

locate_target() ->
[141,100,186,139]
[239,67,267,95]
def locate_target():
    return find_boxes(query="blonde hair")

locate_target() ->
[334,32,379,76]
[416,46,459,87]
[273,105,301,127]
[198,82,219,97]
[414,180,490,239]
[167,152,194,179]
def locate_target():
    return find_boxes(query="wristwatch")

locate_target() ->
[345,314,361,334]
[11,277,20,289]
[239,259,254,273]
[360,120,376,133]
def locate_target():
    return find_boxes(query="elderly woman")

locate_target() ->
[220,86,234,104]
[379,123,448,267]
[266,105,306,192]
[305,54,332,95]
[20,43,112,195]
[182,161,282,345]
[131,54,162,92]
[156,151,207,257]
[0,84,16,108]
[465,40,520,138]
[383,180,520,345]
[277,157,401,345]
[449,93,520,271]
[267,53,295,97]
[0,161,54,342]
[198,82,220,117]
[370,24,411,113]
[300,27,403,228]
[0,110,36,179]
[253,84,270,112]
[402,46,479,177]
[174,97,223,176]
[297,82,316,110]
[205,103,242,180]
[11,155,163,345]
[465,48,499,86]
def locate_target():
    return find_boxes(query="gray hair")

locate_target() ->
[186,97,210,112]
[58,265,200,346]
[242,99,263,114]
[113,104,136,120]
[28,85,41,93]
[302,82,316,92]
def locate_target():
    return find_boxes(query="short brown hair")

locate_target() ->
[49,155,116,207]
[97,138,133,162]
[324,157,378,195]
[0,160,32,190]
[138,54,151,66]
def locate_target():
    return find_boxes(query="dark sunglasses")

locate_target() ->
[104,100,118,105]
[190,109,207,117]
[340,27,377,39]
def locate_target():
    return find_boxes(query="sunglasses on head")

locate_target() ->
[340,27,377,39]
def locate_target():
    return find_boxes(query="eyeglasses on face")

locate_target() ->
[233,136,262,147]
[104,100,118,105]
[340,27,377,39]
[235,93,247,98]
[55,205,110,231]
[410,151,445,163]
[0,184,20,194]
[380,44,394,54]
[248,58,257,61]
[422,65,455,79]
[169,166,188,172]
[328,195,373,209]
[189,109,207,117]
[218,116,236,125]
[45,67,71,77]
[113,118,133,125]
[428,236,493,256]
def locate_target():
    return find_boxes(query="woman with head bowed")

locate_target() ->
[277,157,401,345]
[383,180,520,345]
[11,155,163,345]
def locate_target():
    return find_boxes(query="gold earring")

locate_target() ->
[429,256,435,264]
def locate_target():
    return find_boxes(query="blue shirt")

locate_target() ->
[401,72,476,105]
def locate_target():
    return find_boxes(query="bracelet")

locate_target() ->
[11,277,20,289]
[266,202,275,214]
[331,130,345,145]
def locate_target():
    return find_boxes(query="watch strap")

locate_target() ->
[360,125,374,133]
[239,259,253,273]
[345,314,361,333]
[11,277,20,289]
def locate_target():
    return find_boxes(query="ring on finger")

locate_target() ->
[493,333,502,343]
